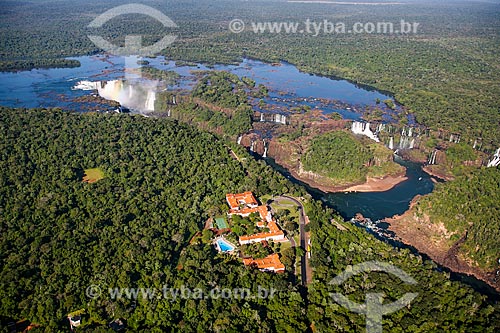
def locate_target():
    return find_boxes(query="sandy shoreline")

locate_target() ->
[285,165,408,193]
[340,175,408,192]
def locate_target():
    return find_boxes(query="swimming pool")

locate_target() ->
[216,238,235,252]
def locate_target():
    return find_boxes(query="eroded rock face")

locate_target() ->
[386,208,500,293]
[268,140,297,166]
[239,133,266,155]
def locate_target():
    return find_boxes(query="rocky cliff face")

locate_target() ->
[386,205,500,292]
[239,133,266,155]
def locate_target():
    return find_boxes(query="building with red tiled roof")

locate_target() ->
[226,192,258,210]
[226,191,287,250]
[239,220,286,244]
[243,253,285,273]
[228,204,272,223]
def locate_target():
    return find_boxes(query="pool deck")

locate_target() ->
[214,237,237,254]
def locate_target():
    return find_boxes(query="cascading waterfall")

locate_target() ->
[397,126,417,149]
[399,136,410,149]
[487,148,500,167]
[72,80,99,90]
[388,136,394,150]
[250,141,255,152]
[351,121,380,142]
[75,79,159,112]
[98,80,123,100]
[260,113,265,122]
[237,136,242,145]
[449,133,460,143]
[473,139,478,149]
[262,140,268,158]
[145,91,156,111]
[376,123,385,133]
[428,150,438,165]
[167,109,171,117]
[274,114,287,124]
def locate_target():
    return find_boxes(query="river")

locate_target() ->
[0,55,400,118]
[265,155,434,221]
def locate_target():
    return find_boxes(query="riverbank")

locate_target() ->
[386,203,500,292]
[286,168,408,193]
[340,174,408,192]
[422,165,455,181]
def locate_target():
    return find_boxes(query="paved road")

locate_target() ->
[273,195,311,285]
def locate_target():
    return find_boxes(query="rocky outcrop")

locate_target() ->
[386,205,500,292]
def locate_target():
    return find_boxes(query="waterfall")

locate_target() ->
[376,123,385,133]
[399,136,416,149]
[351,121,380,142]
[351,121,362,134]
[428,150,438,165]
[274,114,286,125]
[260,113,265,122]
[487,148,500,167]
[388,137,394,150]
[473,139,478,149]
[250,141,255,152]
[145,91,156,111]
[72,80,99,90]
[399,136,411,149]
[98,80,123,100]
[449,133,460,143]
[167,109,171,117]
[397,126,416,150]
[75,79,159,112]
[263,140,268,158]
[172,95,176,105]
[237,136,242,145]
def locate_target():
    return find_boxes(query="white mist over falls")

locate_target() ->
[73,80,158,112]
[351,121,380,142]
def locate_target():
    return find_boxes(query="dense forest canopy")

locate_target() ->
[301,131,404,184]
[414,167,500,271]
[0,107,498,331]
[154,71,256,137]
[0,107,306,331]
[302,131,372,183]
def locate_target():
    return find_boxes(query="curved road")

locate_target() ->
[273,195,312,285]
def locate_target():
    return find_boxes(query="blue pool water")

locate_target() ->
[217,239,235,252]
